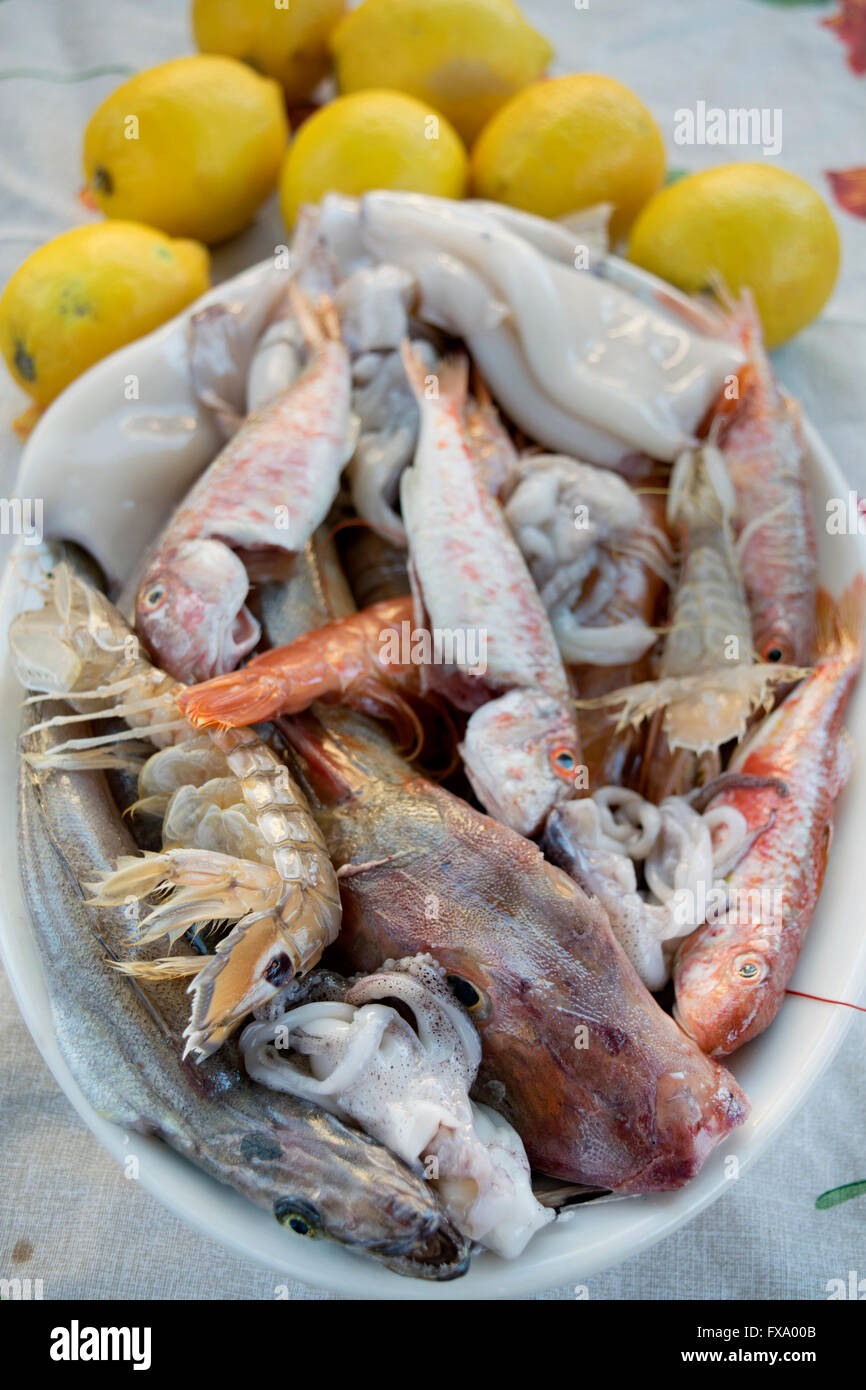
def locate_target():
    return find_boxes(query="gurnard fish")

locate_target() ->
[675,579,865,1056]
[399,344,581,836]
[715,290,818,668]
[276,705,749,1192]
[134,289,356,683]
[18,704,469,1280]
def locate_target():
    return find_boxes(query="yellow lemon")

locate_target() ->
[192,0,346,102]
[472,73,666,243]
[82,56,287,244]
[279,89,467,228]
[628,164,840,349]
[331,0,552,144]
[0,222,210,407]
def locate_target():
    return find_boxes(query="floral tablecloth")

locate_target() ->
[0,0,864,1300]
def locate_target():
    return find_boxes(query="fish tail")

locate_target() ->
[816,575,866,661]
[177,669,293,728]
[400,341,468,410]
[288,281,341,347]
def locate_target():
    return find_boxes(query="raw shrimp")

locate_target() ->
[10,562,341,1058]
[177,596,420,730]
[584,444,807,758]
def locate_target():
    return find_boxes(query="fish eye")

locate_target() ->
[274,1198,323,1238]
[761,635,791,664]
[142,583,166,611]
[447,974,492,1019]
[734,955,766,983]
[550,746,577,780]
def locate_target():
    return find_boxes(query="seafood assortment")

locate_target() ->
[11,562,342,1059]
[19,702,467,1279]
[242,955,552,1258]
[7,192,864,1279]
[277,706,749,1191]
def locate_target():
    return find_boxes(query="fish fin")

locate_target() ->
[288,282,341,347]
[816,575,866,660]
[348,677,426,760]
[177,669,289,728]
[400,341,468,410]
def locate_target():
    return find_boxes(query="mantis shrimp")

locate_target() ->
[10,560,341,1059]
[580,443,808,781]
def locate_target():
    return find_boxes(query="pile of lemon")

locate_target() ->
[1,0,841,418]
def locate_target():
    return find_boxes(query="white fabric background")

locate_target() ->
[0,0,864,1300]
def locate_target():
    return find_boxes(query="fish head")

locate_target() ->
[460,688,579,836]
[393,858,748,1192]
[268,1122,469,1279]
[674,916,776,1056]
[135,539,260,682]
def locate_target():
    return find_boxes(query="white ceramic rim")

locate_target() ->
[2,263,865,1299]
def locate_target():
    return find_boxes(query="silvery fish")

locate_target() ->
[18,703,468,1280]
